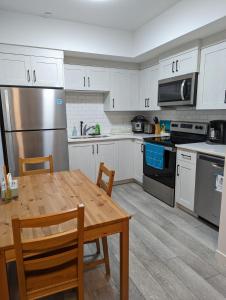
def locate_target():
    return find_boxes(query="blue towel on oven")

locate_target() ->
[145,143,165,170]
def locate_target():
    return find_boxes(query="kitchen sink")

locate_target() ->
[69,135,110,139]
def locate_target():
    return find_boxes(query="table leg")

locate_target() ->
[0,250,9,300]
[120,219,129,300]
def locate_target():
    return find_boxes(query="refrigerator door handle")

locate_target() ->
[5,133,15,174]
[3,89,12,132]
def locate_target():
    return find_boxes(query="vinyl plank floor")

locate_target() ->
[8,183,226,300]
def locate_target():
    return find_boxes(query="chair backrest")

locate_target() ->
[96,162,115,197]
[12,204,85,300]
[19,155,54,176]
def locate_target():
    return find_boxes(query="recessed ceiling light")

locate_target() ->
[43,12,52,17]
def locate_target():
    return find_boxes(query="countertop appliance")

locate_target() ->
[195,154,224,226]
[0,87,69,176]
[131,115,147,133]
[158,73,198,107]
[143,121,208,207]
[209,120,226,144]
[144,123,154,134]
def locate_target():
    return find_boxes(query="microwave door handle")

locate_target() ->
[180,80,186,100]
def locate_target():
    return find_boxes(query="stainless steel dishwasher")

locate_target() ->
[195,153,224,226]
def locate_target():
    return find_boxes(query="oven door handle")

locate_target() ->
[180,79,186,100]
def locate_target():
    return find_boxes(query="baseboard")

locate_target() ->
[216,249,226,263]
[114,178,135,185]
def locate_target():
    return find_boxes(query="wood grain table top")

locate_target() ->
[0,170,130,250]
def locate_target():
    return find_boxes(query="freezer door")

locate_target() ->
[5,129,69,176]
[1,87,66,131]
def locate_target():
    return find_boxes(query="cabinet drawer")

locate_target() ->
[177,149,197,164]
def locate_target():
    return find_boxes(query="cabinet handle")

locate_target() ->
[27,70,30,82]
[113,98,115,109]
[172,61,175,73]
[96,144,99,154]
[147,98,150,108]
[177,164,180,176]
[181,154,191,160]
[92,145,94,155]
[224,90,226,103]
[83,76,86,87]
[88,77,90,87]
[144,99,147,108]
[141,144,144,153]
[33,70,36,83]
[176,60,179,72]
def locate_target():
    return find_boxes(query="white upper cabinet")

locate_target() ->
[139,65,159,111]
[197,41,226,110]
[159,48,199,80]
[87,67,110,91]
[0,53,32,86]
[64,65,110,92]
[31,56,63,88]
[104,69,139,111]
[0,47,64,88]
[64,65,87,90]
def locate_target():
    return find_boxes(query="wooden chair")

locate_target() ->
[12,205,85,300]
[86,162,115,276]
[19,155,54,176]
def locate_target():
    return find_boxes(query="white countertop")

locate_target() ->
[68,133,170,143]
[176,142,226,158]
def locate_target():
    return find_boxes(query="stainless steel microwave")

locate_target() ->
[158,73,198,107]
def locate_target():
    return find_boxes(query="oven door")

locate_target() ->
[158,73,197,107]
[143,144,176,188]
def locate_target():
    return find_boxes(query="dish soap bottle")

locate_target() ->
[95,123,101,135]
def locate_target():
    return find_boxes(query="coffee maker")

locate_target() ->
[209,120,226,144]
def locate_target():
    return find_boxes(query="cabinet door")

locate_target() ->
[175,49,199,77]
[0,53,31,86]
[96,141,117,174]
[117,140,134,181]
[197,42,226,109]
[87,67,110,91]
[64,65,87,90]
[68,143,96,182]
[133,140,143,183]
[31,56,63,87]
[129,71,140,110]
[159,48,199,80]
[139,66,159,111]
[110,70,130,111]
[175,160,196,211]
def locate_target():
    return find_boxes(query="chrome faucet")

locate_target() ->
[83,124,95,135]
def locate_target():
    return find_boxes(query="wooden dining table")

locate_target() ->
[0,170,131,300]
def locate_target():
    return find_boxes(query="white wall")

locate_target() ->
[0,10,133,59]
[133,0,226,57]
[1,1,226,62]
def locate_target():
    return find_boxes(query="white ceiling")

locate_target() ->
[0,0,181,31]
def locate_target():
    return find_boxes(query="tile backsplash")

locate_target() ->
[66,91,226,136]
[149,109,226,123]
[66,92,137,136]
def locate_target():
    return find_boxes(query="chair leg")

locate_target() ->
[95,239,100,254]
[77,284,84,300]
[102,237,110,276]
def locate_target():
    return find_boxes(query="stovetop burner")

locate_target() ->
[144,121,209,147]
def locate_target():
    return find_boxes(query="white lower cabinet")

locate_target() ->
[68,143,96,181]
[117,140,134,181]
[68,141,117,182]
[175,150,197,211]
[133,140,144,183]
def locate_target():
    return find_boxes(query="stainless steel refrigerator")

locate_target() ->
[0,87,69,176]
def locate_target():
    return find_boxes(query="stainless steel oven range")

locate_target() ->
[143,121,208,207]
